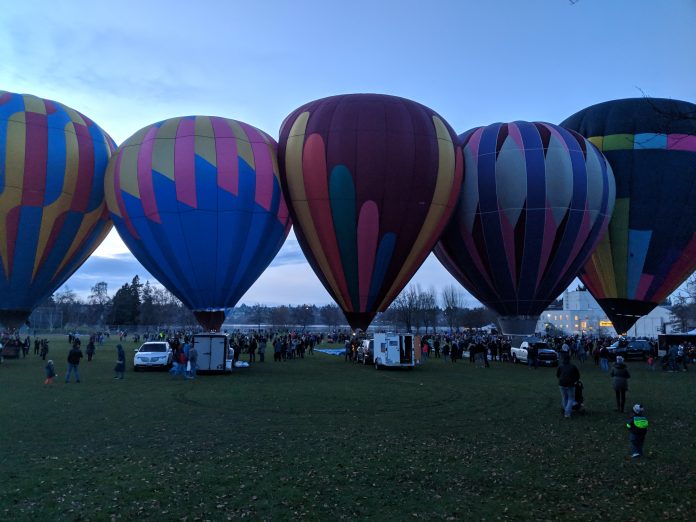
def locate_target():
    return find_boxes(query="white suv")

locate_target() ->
[133,341,173,370]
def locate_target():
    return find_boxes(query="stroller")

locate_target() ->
[572,380,585,412]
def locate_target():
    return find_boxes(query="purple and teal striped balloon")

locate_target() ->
[434,121,616,335]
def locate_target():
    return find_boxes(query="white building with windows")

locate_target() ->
[535,289,674,338]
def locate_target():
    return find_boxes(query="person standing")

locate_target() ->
[556,354,580,418]
[610,355,631,412]
[86,339,96,362]
[248,337,257,363]
[187,344,198,379]
[599,344,610,372]
[626,404,649,458]
[258,337,266,363]
[65,342,83,383]
[114,344,126,379]
[528,343,538,370]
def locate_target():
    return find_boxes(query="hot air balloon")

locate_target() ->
[0,91,115,329]
[434,121,616,335]
[105,116,291,331]
[278,94,463,331]
[561,98,696,334]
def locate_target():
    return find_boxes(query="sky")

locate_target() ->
[1,0,695,306]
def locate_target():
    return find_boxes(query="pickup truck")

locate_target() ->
[511,338,559,367]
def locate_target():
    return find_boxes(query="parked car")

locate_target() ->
[607,339,651,360]
[133,341,173,370]
[511,338,559,366]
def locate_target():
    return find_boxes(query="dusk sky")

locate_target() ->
[2,0,695,306]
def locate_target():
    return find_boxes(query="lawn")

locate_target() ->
[0,335,694,521]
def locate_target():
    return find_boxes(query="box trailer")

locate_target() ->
[372,333,419,369]
[192,333,232,373]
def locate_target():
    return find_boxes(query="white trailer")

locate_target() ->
[371,333,418,369]
[192,333,232,373]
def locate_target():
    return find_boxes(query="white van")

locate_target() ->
[192,333,232,373]
[372,333,417,369]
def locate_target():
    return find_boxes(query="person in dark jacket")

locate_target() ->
[599,344,610,372]
[114,344,126,379]
[86,340,96,362]
[627,404,648,458]
[556,355,580,418]
[610,356,631,412]
[65,343,83,383]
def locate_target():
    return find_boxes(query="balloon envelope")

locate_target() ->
[561,98,696,334]
[434,121,616,335]
[278,94,463,331]
[0,91,115,328]
[105,116,291,331]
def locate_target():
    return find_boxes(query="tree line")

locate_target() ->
[32,276,198,329]
[29,278,498,333]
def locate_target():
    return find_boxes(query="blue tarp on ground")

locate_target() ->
[315,348,346,356]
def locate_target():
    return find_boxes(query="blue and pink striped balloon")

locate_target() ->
[105,116,291,331]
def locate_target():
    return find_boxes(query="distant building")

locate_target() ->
[535,289,675,338]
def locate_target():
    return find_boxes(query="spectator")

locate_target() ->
[258,337,266,363]
[86,340,96,362]
[187,344,198,379]
[114,344,126,379]
[65,342,83,383]
[599,344,610,372]
[626,404,649,458]
[556,354,580,418]
[44,360,57,385]
[610,355,630,412]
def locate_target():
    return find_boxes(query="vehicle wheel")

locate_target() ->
[374,359,381,370]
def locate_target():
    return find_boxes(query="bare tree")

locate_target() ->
[418,286,439,334]
[390,285,420,333]
[250,304,268,331]
[87,281,111,325]
[54,287,82,326]
[441,285,464,332]
[670,273,696,332]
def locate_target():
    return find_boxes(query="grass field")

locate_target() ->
[1,335,695,521]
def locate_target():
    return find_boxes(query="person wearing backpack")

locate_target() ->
[627,404,649,458]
